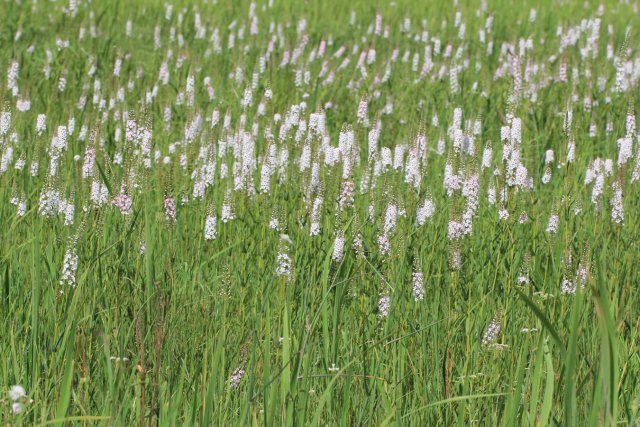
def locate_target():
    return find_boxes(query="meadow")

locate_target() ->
[1,0,640,425]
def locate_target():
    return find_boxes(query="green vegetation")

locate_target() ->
[1,0,639,425]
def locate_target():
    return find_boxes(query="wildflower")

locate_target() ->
[339,180,355,210]
[487,184,497,205]
[60,244,78,287]
[332,232,345,262]
[90,179,109,207]
[443,162,460,196]
[561,277,576,295]
[481,142,492,169]
[566,137,575,163]
[383,202,397,234]
[378,294,390,317]
[518,211,529,224]
[16,98,31,112]
[416,197,434,226]
[276,238,292,278]
[357,96,368,126]
[448,246,462,270]
[541,166,552,184]
[17,198,26,217]
[353,232,365,259]
[498,208,509,221]
[1,146,14,173]
[404,148,421,189]
[611,181,624,224]
[112,193,132,215]
[447,219,464,241]
[82,148,96,178]
[204,213,217,241]
[229,367,245,389]
[576,261,589,288]
[412,272,425,301]
[7,61,19,95]
[377,232,390,256]
[482,313,501,347]
[617,137,633,166]
[544,149,555,164]
[546,213,559,234]
[221,190,235,222]
[310,196,323,236]
[59,199,75,225]
[269,212,279,230]
[9,385,26,401]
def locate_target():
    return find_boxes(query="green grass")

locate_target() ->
[1,0,640,425]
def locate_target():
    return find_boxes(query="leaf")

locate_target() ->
[539,342,554,427]
[515,288,566,358]
[503,342,528,426]
[311,361,355,425]
[53,352,75,426]
[402,393,507,418]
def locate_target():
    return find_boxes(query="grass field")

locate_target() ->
[1,0,640,425]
